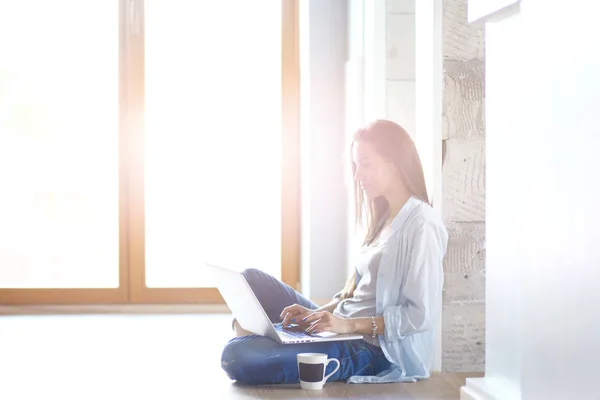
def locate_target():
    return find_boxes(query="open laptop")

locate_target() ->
[206,263,363,344]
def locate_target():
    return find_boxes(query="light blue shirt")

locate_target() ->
[347,196,448,384]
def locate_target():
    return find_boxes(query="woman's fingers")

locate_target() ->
[306,320,330,334]
[303,311,327,324]
[296,311,310,324]
[280,304,298,322]
[279,305,293,320]
[304,312,335,333]
[282,311,298,326]
[305,314,324,331]
[280,304,308,326]
[306,320,319,333]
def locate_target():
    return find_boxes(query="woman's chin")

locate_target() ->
[362,189,379,199]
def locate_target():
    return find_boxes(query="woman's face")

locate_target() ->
[352,141,399,199]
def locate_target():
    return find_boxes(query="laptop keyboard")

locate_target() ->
[273,324,313,342]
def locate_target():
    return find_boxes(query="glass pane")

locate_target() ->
[145,1,282,287]
[0,1,119,288]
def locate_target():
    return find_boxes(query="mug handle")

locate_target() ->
[323,358,340,382]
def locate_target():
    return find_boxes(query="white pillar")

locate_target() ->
[462,1,600,399]
[416,0,444,373]
[299,0,349,301]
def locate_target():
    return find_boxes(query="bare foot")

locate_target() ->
[233,318,254,337]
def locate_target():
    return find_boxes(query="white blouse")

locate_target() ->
[333,225,393,347]
[347,196,448,384]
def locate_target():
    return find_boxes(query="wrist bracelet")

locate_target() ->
[371,316,378,339]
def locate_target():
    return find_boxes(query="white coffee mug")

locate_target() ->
[296,353,340,390]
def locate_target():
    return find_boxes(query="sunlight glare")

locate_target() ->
[144,1,282,287]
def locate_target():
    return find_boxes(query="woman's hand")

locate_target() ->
[302,311,354,334]
[280,304,313,327]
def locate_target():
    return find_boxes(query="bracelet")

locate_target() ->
[371,316,378,339]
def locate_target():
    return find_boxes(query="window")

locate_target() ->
[0,0,300,305]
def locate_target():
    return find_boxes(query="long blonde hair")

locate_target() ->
[338,120,430,299]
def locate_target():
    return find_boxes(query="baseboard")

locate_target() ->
[461,384,490,400]
[460,377,521,400]
[0,304,231,315]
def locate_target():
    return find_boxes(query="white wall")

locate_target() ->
[481,7,523,397]
[463,1,600,399]
[362,0,387,122]
[386,0,417,147]
[299,0,348,301]
[516,2,600,398]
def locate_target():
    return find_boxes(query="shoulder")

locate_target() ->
[393,198,448,248]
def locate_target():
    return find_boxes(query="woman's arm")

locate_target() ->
[315,297,342,313]
[380,221,446,340]
[302,312,386,335]
[349,316,385,336]
[281,296,343,327]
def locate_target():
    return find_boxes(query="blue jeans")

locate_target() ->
[220,268,391,385]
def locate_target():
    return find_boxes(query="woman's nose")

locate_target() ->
[354,168,362,182]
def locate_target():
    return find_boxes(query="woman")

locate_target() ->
[221,120,448,384]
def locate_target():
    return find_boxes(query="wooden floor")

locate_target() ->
[0,311,482,399]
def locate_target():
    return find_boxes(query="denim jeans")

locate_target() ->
[220,268,391,385]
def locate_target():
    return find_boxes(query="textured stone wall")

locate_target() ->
[441,0,486,372]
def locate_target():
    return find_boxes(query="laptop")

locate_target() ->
[206,263,364,344]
